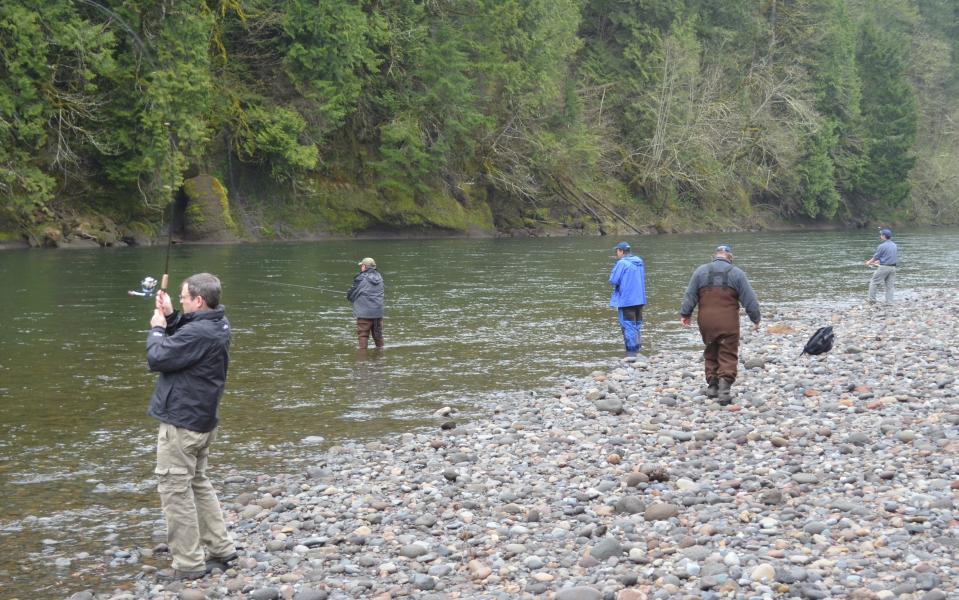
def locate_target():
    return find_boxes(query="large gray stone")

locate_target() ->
[589,537,623,560]
[555,586,603,600]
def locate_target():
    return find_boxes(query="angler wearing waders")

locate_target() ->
[680,246,761,405]
[608,241,647,357]
[147,273,237,580]
[347,257,385,349]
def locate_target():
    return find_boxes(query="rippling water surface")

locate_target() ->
[1,229,957,596]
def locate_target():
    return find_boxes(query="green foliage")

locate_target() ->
[370,115,433,202]
[234,105,318,181]
[282,0,378,134]
[797,123,842,218]
[855,19,918,210]
[0,2,114,222]
[577,0,685,144]
[2,0,958,238]
[91,1,217,211]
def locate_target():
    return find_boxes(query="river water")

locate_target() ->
[1,229,957,597]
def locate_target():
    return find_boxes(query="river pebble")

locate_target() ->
[63,292,958,599]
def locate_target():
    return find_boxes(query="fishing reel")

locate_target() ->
[128,276,158,298]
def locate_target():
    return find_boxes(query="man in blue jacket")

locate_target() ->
[147,273,237,580]
[609,241,647,356]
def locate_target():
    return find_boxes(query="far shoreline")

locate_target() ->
[0,219,915,251]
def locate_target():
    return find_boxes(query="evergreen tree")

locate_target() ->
[3,0,959,238]
[855,19,917,211]
[0,2,114,224]
[797,124,841,218]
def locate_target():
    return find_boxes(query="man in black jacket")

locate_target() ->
[147,273,237,580]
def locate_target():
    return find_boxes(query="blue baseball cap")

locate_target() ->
[715,244,733,253]
[614,241,631,251]
[879,228,892,238]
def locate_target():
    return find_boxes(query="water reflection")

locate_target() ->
[348,349,390,418]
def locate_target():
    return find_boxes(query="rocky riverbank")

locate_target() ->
[72,290,956,600]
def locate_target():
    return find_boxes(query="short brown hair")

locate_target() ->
[183,273,222,308]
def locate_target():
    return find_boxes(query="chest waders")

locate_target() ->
[697,265,742,401]
[617,304,643,355]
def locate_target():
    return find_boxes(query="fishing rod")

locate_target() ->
[127,126,176,298]
[251,279,344,296]
[160,123,177,292]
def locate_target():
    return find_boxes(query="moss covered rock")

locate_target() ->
[70,215,121,246]
[181,175,240,242]
[34,225,63,248]
[309,177,494,235]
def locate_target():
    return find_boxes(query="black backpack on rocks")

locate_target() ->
[801,326,834,356]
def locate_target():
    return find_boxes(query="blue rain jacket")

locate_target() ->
[609,255,647,308]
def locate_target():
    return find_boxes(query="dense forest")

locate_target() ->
[2,0,958,246]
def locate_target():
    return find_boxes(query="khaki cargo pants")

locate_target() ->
[156,423,235,571]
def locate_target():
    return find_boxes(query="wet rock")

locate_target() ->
[250,588,281,600]
[751,563,776,582]
[614,497,645,514]
[589,537,623,560]
[555,586,603,600]
[293,590,329,600]
[644,503,679,521]
[596,398,625,414]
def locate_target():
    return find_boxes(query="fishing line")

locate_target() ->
[251,279,344,295]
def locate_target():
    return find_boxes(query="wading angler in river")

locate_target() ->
[608,241,647,357]
[347,257,385,350]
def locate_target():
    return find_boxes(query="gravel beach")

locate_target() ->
[70,290,957,600]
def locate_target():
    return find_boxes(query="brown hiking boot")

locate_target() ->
[717,379,733,405]
[156,567,205,581]
[702,379,719,398]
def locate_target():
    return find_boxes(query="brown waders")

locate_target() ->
[356,318,384,349]
[697,286,742,390]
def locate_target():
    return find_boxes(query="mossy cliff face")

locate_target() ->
[253,175,495,238]
[181,175,240,242]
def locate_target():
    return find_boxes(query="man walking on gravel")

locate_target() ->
[147,273,238,580]
[347,257,385,350]
[680,245,761,405]
[608,241,647,357]
[865,228,898,303]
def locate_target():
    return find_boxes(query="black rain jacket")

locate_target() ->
[146,306,230,433]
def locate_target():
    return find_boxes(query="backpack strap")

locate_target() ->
[706,264,731,288]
